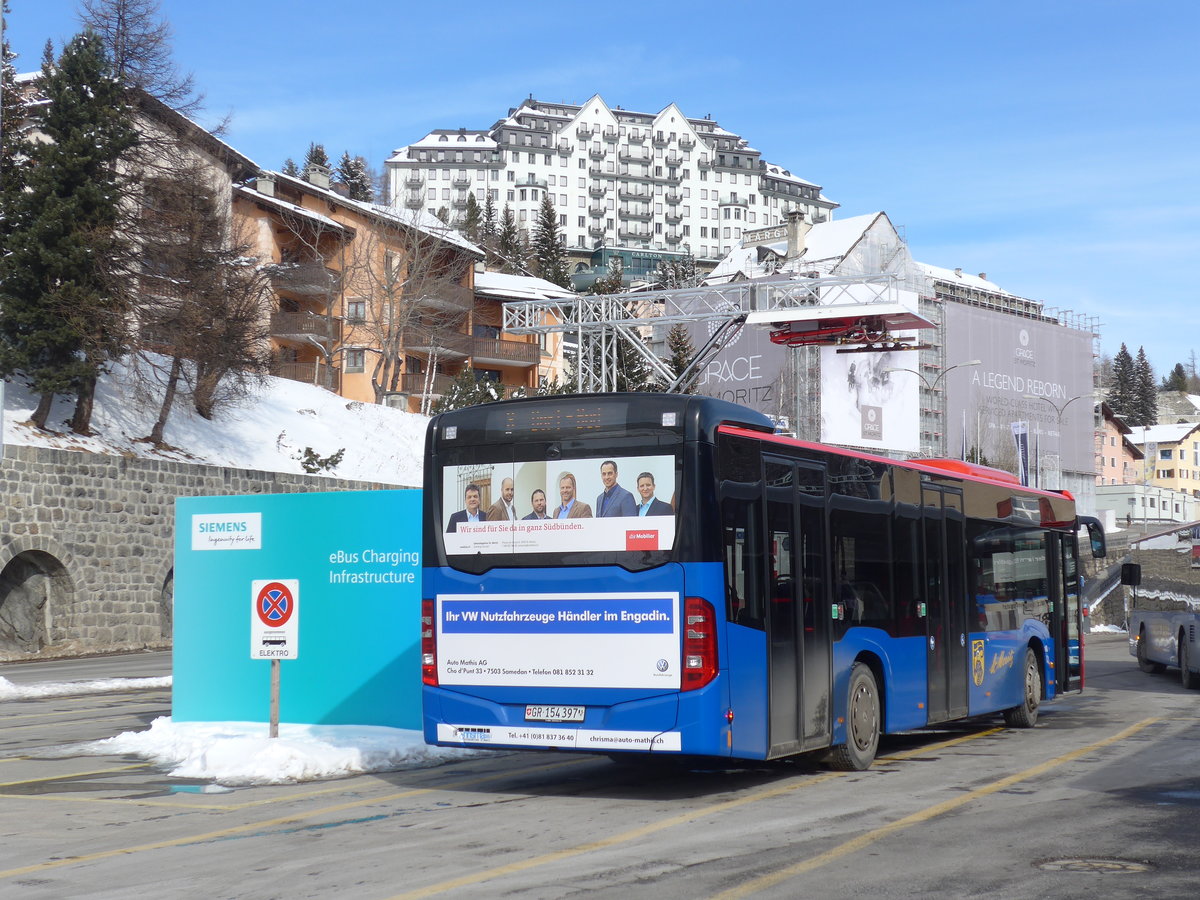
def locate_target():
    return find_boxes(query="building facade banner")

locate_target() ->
[943,304,1094,474]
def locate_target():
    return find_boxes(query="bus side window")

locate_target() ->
[722,491,763,629]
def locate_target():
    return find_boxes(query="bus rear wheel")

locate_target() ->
[1137,627,1165,674]
[1179,635,1200,689]
[1004,648,1041,728]
[827,662,879,771]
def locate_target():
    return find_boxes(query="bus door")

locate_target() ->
[1051,533,1084,692]
[764,457,831,755]
[922,485,969,723]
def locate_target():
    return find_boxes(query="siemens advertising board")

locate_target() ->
[943,304,1094,475]
[174,490,422,728]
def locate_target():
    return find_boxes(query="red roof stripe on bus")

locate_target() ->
[716,424,1070,499]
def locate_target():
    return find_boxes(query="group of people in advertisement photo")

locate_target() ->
[442,455,677,554]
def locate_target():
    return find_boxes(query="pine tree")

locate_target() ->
[430,366,506,413]
[589,256,625,294]
[1134,346,1157,426]
[281,157,299,176]
[655,252,701,289]
[1107,343,1137,422]
[665,322,697,391]
[461,193,482,244]
[334,150,374,201]
[1,0,29,205]
[1161,363,1188,392]
[481,194,497,251]
[303,142,330,174]
[0,32,137,432]
[496,205,527,274]
[531,196,570,288]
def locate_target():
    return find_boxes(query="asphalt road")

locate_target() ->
[1,633,1197,899]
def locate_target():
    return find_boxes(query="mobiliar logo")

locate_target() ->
[625,529,659,551]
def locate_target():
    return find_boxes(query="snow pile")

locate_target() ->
[1,357,428,486]
[74,717,481,785]
[0,675,171,700]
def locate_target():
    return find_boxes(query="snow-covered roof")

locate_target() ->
[761,163,818,188]
[1130,422,1200,445]
[474,271,575,301]
[234,184,351,234]
[918,262,1009,295]
[263,171,483,257]
[704,213,885,284]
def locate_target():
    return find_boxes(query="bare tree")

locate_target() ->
[133,158,271,437]
[339,209,476,412]
[78,0,201,115]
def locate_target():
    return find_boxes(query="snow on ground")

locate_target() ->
[0,675,171,700]
[3,675,482,784]
[74,717,481,785]
[1,357,428,486]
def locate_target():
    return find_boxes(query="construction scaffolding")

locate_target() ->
[501,272,922,394]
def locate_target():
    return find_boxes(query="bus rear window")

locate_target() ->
[439,452,679,562]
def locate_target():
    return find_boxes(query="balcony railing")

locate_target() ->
[589,146,606,159]
[588,205,606,217]
[410,281,474,313]
[400,372,455,396]
[270,311,335,342]
[679,137,696,150]
[627,131,646,143]
[588,165,604,178]
[602,128,618,142]
[468,336,540,366]
[665,231,682,243]
[273,360,340,392]
[402,326,473,356]
[665,154,683,167]
[665,192,682,204]
[618,226,651,240]
[452,196,469,209]
[404,174,424,188]
[652,132,668,146]
[618,187,651,201]
[588,224,607,237]
[618,149,651,163]
[576,125,593,139]
[515,175,549,189]
[266,262,338,297]
[665,212,682,225]
[619,206,652,220]
[588,183,607,197]
[452,175,471,189]
[404,196,424,209]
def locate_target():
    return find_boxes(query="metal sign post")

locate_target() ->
[250,579,299,739]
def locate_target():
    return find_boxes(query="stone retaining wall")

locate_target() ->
[0,444,407,661]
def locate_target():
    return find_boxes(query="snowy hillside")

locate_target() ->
[0,359,428,487]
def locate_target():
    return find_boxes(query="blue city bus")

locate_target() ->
[421,393,1106,769]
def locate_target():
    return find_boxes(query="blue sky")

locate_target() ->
[6,0,1197,376]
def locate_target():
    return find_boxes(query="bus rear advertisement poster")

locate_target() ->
[435,592,681,689]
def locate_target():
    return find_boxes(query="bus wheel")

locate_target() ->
[827,662,880,771]
[1137,627,1165,674]
[1179,635,1200,690]
[1004,648,1041,728]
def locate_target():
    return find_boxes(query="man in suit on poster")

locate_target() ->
[446,484,484,532]
[635,472,674,516]
[555,473,593,518]
[487,477,517,521]
[595,460,637,517]
[523,488,551,520]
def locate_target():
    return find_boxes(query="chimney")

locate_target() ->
[304,163,331,190]
[785,209,811,259]
[954,267,963,277]
[255,173,276,197]
[977,272,987,281]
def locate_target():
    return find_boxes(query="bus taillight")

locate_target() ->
[682,596,718,691]
[421,599,438,686]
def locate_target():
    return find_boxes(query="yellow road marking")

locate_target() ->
[0,764,152,787]
[387,727,1004,900]
[708,717,1161,899]
[0,757,590,881]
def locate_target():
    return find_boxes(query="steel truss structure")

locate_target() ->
[501,273,920,393]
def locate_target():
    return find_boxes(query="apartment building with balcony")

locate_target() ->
[1096,402,1144,486]
[236,166,561,411]
[1130,422,1200,498]
[236,166,485,411]
[384,95,838,269]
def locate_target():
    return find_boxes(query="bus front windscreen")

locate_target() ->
[440,451,679,561]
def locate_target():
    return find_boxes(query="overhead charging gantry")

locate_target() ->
[500,272,936,394]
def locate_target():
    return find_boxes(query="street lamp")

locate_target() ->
[1022,393,1092,490]
[885,359,981,457]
